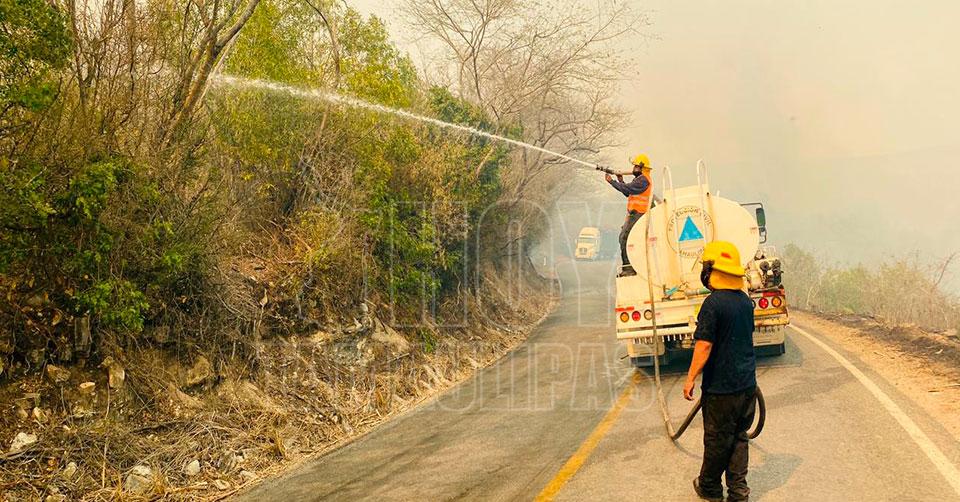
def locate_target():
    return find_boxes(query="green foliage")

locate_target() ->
[74,279,150,332]
[58,161,127,279]
[338,11,417,107]
[0,156,212,335]
[418,328,436,353]
[819,266,872,314]
[0,0,72,111]
[67,160,123,220]
[219,3,511,313]
[428,87,506,216]
[0,0,528,368]
[379,201,442,300]
[225,0,317,85]
[354,90,509,304]
[429,87,494,131]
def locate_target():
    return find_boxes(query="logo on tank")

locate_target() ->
[666,206,713,258]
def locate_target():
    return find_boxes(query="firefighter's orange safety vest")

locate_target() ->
[626,173,653,214]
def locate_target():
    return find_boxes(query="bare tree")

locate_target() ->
[402,0,521,104]
[162,0,263,146]
[401,0,642,205]
[401,0,643,256]
[282,0,345,215]
[303,0,342,92]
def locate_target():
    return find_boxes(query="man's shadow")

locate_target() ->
[748,444,803,500]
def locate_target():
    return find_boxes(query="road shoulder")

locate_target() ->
[792,311,960,441]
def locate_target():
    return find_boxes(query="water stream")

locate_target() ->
[211,74,600,170]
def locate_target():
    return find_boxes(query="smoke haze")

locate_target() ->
[354,0,960,287]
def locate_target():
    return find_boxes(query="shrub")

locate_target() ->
[782,244,960,331]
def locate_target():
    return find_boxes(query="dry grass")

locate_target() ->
[783,244,960,332]
[0,264,557,501]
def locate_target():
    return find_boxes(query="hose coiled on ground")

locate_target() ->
[648,308,766,441]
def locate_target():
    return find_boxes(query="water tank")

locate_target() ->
[624,184,760,295]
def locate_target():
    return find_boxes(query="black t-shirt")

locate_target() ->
[693,289,757,394]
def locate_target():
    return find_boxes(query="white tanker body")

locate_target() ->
[615,164,789,367]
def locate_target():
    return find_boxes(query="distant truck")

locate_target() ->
[574,227,601,260]
[615,164,789,367]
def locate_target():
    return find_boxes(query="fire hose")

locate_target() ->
[641,207,766,441]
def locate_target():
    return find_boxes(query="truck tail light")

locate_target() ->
[643,309,653,320]
[771,296,783,308]
[758,297,769,309]
[619,312,629,323]
[632,311,641,321]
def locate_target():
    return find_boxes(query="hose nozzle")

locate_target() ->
[596,165,634,176]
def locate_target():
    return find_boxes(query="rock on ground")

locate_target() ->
[9,432,37,453]
[186,355,214,387]
[62,462,77,479]
[101,357,126,389]
[45,364,71,384]
[184,459,201,477]
[124,465,153,494]
[371,321,411,354]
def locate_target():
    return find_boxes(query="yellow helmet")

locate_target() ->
[701,241,745,277]
[631,154,650,168]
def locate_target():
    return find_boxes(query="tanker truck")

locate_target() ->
[615,163,789,367]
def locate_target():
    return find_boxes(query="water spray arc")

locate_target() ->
[213,75,606,171]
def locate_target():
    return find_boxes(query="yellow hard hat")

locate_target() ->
[701,241,745,277]
[631,154,650,168]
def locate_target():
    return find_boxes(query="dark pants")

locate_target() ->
[698,387,757,501]
[619,211,643,267]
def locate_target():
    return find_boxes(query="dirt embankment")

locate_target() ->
[0,268,557,501]
[794,311,960,440]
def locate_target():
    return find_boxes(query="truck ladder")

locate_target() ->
[696,159,718,242]
[661,165,683,284]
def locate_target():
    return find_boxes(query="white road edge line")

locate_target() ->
[791,324,960,496]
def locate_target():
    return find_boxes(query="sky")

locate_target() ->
[351,0,960,288]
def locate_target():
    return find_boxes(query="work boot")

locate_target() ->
[618,265,636,277]
[693,478,724,501]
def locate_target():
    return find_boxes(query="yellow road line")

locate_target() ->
[535,373,639,501]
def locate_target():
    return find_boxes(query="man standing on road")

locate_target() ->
[605,154,653,277]
[683,241,757,502]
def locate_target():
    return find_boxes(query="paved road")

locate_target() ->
[238,260,960,501]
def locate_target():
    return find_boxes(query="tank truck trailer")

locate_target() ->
[614,162,789,367]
